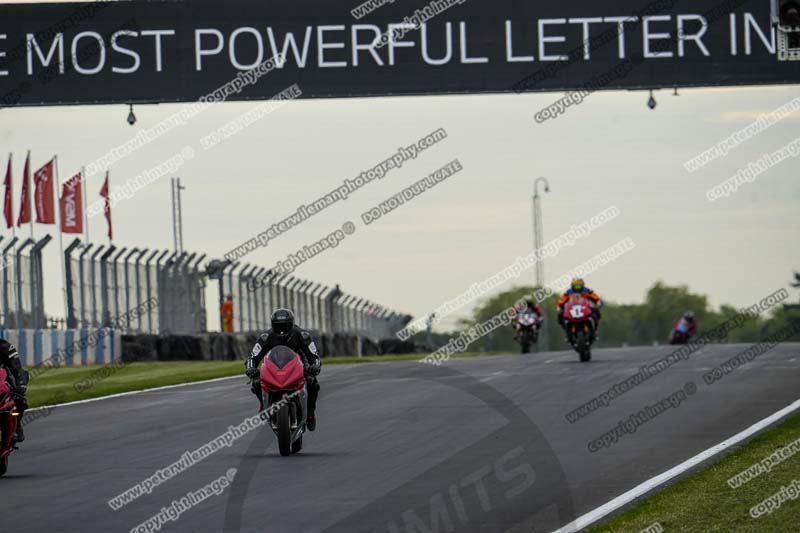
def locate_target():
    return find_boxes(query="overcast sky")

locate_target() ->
[1,1,799,331]
[3,83,799,330]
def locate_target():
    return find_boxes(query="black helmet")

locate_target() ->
[271,308,294,337]
[683,310,695,321]
[525,299,535,308]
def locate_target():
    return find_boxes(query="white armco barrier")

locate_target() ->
[0,328,120,367]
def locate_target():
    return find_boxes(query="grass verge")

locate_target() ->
[25,351,506,408]
[589,411,800,532]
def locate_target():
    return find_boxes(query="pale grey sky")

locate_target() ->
[2,82,799,329]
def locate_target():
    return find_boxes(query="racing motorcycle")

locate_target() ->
[260,346,308,456]
[670,319,692,345]
[563,294,596,362]
[514,311,540,353]
[0,368,21,477]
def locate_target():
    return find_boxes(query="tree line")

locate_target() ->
[418,276,800,353]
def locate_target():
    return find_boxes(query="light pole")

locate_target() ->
[532,177,550,352]
[171,177,186,253]
[426,312,436,348]
[532,177,550,288]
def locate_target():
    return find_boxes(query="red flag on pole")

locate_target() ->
[33,158,56,224]
[60,172,83,234]
[3,155,11,229]
[100,171,112,240]
[17,153,30,226]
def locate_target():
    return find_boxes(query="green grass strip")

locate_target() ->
[590,411,800,532]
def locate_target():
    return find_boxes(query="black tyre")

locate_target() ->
[576,331,590,362]
[276,403,292,456]
[521,343,531,354]
[0,455,7,477]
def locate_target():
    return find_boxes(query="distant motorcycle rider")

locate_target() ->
[557,278,603,332]
[672,311,697,340]
[0,339,29,442]
[245,309,321,431]
[514,299,544,336]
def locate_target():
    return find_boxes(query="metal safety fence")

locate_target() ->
[64,239,207,334]
[207,260,411,341]
[0,234,411,340]
[0,234,50,329]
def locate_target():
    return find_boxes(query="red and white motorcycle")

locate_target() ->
[563,294,597,362]
[514,311,541,354]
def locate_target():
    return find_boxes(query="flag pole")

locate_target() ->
[8,153,15,238]
[81,165,89,243]
[54,155,68,321]
[106,170,111,245]
[27,150,33,240]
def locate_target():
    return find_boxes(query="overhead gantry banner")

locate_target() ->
[0,0,796,107]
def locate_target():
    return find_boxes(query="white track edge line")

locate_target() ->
[26,374,244,412]
[551,397,800,533]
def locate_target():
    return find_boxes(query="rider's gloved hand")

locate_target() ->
[304,362,321,376]
[12,389,27,410]
[245,368,259,379]
[12,384,26,400]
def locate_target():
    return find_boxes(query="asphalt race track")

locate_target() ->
[2,343,799,533]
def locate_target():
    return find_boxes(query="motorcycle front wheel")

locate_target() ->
[582,346,592,362]
[576,331,591,362]
[276,403,292,456]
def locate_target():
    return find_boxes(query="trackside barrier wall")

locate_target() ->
[0,328,119,366]
[0,328,413,366]
[121,332,417,361]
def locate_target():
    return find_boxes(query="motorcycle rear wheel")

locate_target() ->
[276,404,292,456]
[0,455,7,477]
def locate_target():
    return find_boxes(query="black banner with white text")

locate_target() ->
[0,0,796,107]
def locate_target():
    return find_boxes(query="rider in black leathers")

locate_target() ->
[0,339,29,442]
[245,309,321,431]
